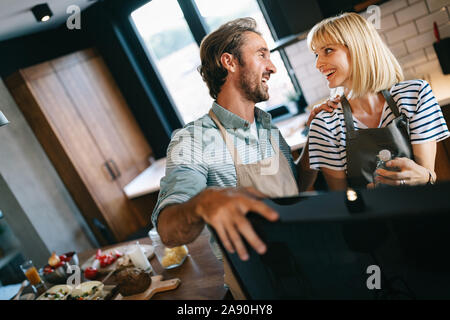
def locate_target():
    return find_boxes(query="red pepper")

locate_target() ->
[95,249,102,260]
[113,249,123,258]
[84,267,98,280]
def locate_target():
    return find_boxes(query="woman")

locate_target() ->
[302,12,449,190]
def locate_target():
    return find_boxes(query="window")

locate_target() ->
[131,0,299,125]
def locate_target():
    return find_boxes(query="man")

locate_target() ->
[151,18,319,298]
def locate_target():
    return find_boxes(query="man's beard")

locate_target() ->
[239,66,270,103]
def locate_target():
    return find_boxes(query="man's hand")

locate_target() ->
[306,95,341,126]
[193,187,279,261]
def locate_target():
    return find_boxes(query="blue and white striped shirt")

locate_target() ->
[309,79,450,171]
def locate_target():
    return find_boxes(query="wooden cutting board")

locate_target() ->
[114,275,180,300]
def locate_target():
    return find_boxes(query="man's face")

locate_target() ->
[236,32,277,103]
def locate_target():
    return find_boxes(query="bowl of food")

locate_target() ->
[41,251,79,284]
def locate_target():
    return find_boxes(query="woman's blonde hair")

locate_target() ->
[307,12,403,98]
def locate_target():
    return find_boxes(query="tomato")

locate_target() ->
[84,267,98,280]
[44,266,54,274]
[59,254,68,262]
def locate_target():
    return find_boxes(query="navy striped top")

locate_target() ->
[308,79,450,170]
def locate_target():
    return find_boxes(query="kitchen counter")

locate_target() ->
[78,227,227,300]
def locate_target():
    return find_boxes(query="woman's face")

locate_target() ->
[314,43,352,89]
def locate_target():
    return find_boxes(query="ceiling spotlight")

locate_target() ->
[31,3,53,22]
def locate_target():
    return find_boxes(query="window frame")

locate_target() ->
[130,0,304,126]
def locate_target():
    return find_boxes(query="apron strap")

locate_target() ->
[381,89,401,118]
[341,97,356,138]
[208,109,243,165]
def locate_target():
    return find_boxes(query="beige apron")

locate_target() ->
[209,109,299,299]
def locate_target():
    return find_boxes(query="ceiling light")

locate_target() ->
[31,3,53,23]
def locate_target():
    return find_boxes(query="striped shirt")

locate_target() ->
[309,79,450,171]
[151,102,297,228]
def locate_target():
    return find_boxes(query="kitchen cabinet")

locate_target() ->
[4,49,154,244]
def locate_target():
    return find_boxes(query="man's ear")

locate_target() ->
[220,52,237,73]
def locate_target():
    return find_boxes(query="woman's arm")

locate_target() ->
[321,167,348,190]
[296,140,318,192]
[374,141,436,186]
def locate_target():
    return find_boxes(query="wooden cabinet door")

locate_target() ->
[5,52,150,242]
[51,50,151,190]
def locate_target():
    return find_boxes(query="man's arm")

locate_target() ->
[157,187,279,261]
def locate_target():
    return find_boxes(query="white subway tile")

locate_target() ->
[380,14,398,31]
[389,42,409,57]
[395,1,429,25]
[426,0,450,12]
[405,30,437,51]
[398,49,428,68]
[380,0,408,16]
[415,9,449,33]
[385,22,418,44]
[403,67,418,79]
[414,58,442,75]
[438,21,450,37]
[425,46,438,59]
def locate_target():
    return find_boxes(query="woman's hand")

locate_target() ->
[306,95,341,126]
[373,157,433,186]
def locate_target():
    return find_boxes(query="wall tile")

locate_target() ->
[385,22,418,43]
[426,0,450,12]
[395,1,429,25]
[389,42,409,57]
[415,9,449,33]
[414,58,442,74]
[380,0,409,16]
[405,30,437,51]
[398,49,428,68]
[425,46,438,59]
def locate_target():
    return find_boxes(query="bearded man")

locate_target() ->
[151,17,318,299]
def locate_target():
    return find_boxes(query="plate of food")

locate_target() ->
[37,284,72,300]
[80,244,155,279]
[66,281,105,300]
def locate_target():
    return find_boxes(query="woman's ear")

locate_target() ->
[220,52,237,73]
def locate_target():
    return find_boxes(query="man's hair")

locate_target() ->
[307,12,404,98]
[198,17,261,99]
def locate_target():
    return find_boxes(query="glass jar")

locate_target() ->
[148,228,189,269]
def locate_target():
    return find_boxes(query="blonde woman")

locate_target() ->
[303,12,449,190]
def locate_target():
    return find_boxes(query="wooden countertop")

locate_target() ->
[78,228,227,300]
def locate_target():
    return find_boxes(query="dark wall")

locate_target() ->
[263,0,389,38]
[261,0,323,38]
